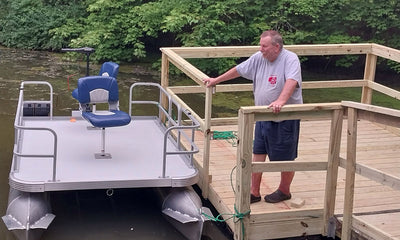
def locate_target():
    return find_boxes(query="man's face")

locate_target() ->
[259,36,280,62]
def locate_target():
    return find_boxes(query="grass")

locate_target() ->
[304,88,400,110]
[169,69,400,118]
[304,88,362,103]
[178,86,399,118]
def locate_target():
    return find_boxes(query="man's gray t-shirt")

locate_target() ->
[236,48,303,106]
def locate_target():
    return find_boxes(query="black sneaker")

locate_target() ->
[264,189,291,203]
[250,194,261,203]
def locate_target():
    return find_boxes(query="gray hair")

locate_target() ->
[260,30,283,49]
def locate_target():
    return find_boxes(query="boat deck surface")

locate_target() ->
[11,116,198,192]
[194,119,400,239]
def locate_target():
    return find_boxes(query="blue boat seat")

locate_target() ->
[99,61,119,78]
[77,75,131,158]
[72,61,119,100]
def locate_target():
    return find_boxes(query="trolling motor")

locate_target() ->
[61,47,95,76]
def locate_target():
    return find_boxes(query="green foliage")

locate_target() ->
[2,0,400,73]
[69,0,146,62]
[0,0,86,50]
[160,0,250,46]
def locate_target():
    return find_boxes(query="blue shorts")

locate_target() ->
[253,120,300,161]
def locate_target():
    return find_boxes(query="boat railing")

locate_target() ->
[12,81,58,183]
[129,82,200,178]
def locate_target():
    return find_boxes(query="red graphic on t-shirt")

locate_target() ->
[268,75,277,85]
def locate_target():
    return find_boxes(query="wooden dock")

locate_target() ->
[159,43,400,239]
[193,118,400,239]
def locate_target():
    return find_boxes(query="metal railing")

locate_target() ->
[12,81,58,182]
[129,82,200,178]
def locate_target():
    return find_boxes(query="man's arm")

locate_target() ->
[203,67,240,87]
[268,78,298,113]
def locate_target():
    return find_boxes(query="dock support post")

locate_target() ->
[201,86,213,198]
[234,109,254,240]
[160,53,169,123]
[361,53,377,104]
[323,109,343,236]
[342,107,358,240]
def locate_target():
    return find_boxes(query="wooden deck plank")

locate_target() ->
[193,119,400,239]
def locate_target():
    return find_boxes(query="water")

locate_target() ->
[0,47,231,240]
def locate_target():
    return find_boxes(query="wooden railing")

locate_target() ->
[160,43,400,240]
[235,103,343,240]
[339,101,400,240]
[235,101,400,240]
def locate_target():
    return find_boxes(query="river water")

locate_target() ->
[0,47,231,240]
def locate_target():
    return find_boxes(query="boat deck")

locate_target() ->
[194,119,400,239]
[11,115,198,192]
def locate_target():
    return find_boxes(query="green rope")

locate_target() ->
[230,165,237,194]
[202,204,250,240]
[202,165,250,240]
[212,130,237,139]
[212,130,238,146]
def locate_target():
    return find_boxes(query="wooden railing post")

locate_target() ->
[161,52,169,88]
[201,86,213,198]
[361,53,377,104]
[234,109,254,240]
[342,107,358,240]
[323,108,343,236]
[160,52,169,122]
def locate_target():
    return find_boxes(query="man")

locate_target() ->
[203,30,302,203]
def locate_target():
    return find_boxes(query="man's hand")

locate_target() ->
[203,67,240,88]
[268,79,298,113]
[203,77,218,87]
[268,100,285,113]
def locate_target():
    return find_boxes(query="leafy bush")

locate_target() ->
[0,0,86,50]
[2,0,400,73]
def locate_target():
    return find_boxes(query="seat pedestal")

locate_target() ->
[95,128,112,159]
[95,153,111,159]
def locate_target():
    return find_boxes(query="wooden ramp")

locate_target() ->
[193,119,400,240]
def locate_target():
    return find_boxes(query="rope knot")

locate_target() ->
[234,204,250,221]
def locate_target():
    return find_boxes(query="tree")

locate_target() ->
[2,0,400,72]
[0,0,86,50]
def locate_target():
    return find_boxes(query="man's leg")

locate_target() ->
[264,120,299,203]
[279,171,295,195]
[264,171,294,203]
[250,153,267,197]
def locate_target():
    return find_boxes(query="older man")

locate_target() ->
[203,30,302,203]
